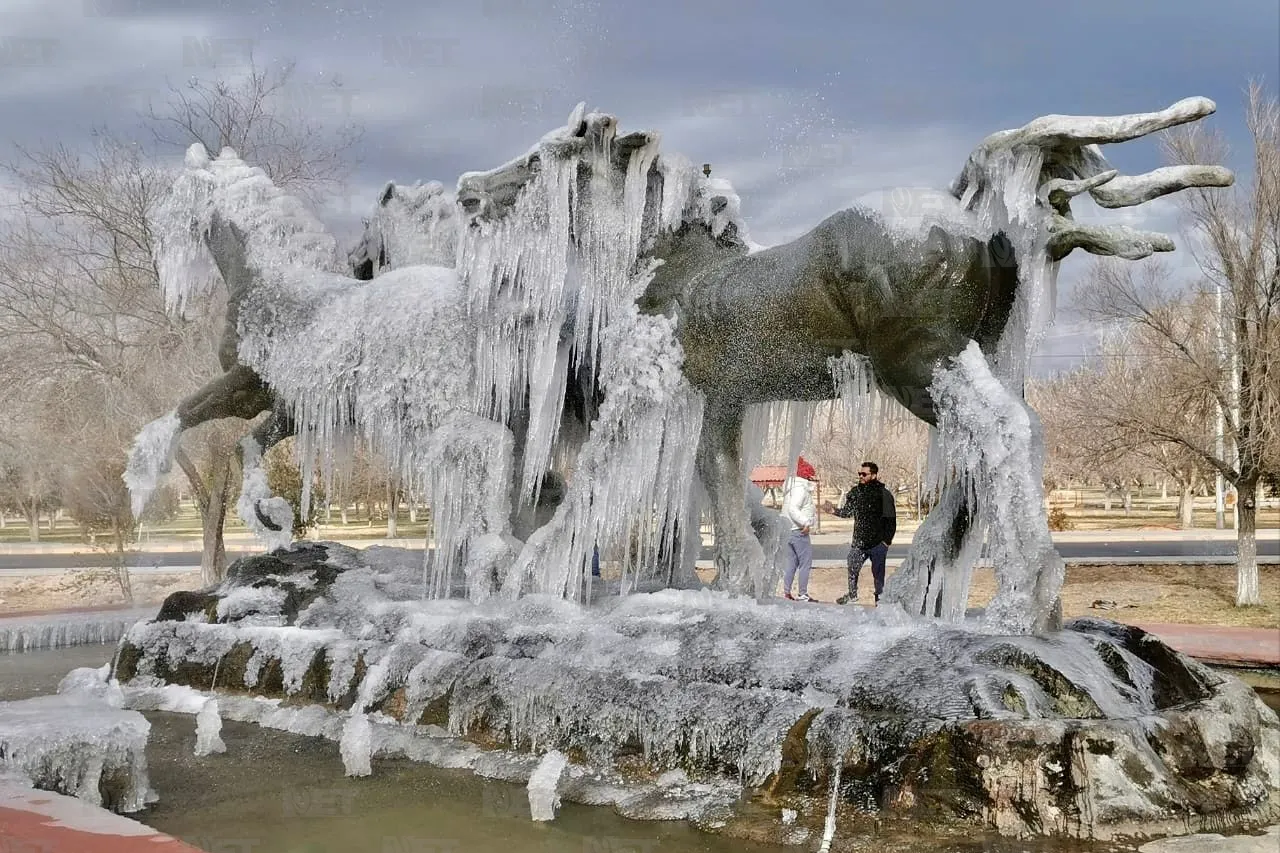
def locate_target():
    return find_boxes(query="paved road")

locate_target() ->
[0,536,1275,576]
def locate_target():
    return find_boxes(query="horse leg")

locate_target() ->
[233,402,300,551]
[125,365,274,517]
[900,344,1064,634]
[882,474,983,620]
[697,403,768,598]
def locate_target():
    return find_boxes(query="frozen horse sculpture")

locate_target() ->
[458,96,1231,632]
[124,107,740,599]
[348,179,458,280]
[126,100,1230,634]
[641,96,1233,632]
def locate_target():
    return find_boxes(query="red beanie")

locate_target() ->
[796,457,816,481]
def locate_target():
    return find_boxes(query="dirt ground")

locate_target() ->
[704,562,1280,629]
[1,563,1276,629]
[0,570,199,615]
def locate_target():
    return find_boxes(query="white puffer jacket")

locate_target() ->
[781,476,816,531]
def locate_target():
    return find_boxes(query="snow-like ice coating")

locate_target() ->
[0,668,153,812]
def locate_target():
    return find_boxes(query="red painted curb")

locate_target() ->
[1130,622,1280,667]
[0,786,203,853]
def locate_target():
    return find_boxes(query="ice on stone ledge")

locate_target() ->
[194,698,227,756]
[527,750,569,821]
[0,693,152,812]
[57,665,124,708]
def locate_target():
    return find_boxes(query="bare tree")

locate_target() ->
[0,59,364,583]
[1077,83,1280,604]
[145,57,361,207]
[138,59,363,578]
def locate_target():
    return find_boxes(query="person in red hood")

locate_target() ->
[780,456,819,601]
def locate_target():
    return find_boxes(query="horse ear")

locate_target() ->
[379,181,396,206]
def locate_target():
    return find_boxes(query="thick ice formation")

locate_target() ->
[926,343,1063,632]
[0,608,154,652]
[122,411,181,518]
[340,712,372,777]
[194,698,226,756]
[0,690,152,812]
[146,105,748,604]
[526,748,568,820]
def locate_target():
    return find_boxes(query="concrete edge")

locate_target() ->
[0,780,202,852]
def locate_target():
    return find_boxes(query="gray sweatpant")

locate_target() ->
[783,530,813,595]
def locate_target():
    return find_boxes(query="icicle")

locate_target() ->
[340,712,372,777]
[818,764,841,852]
[194,698,226,756]
[123,411,182,518]
[527,750,569,821]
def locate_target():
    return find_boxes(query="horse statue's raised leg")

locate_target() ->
[697,402,772,598]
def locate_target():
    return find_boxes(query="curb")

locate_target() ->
[0,781,204,852]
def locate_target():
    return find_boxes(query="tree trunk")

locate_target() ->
[1236,478,1261,606]
[25,500,39,543]
[341,504,349,524]
[1103,492,1113,511]
[174,441,232,587]
[1161,480,1168,500]
[1178,481,1196,528]
[201,455,232,586]
[325,502,332,524]
[1122,489,1132,516]
[386,481,398,538]
[112,520,133,602]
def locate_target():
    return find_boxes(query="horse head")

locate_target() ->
[349,180,458,280]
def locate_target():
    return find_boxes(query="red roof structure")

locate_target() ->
[749,465,789,489]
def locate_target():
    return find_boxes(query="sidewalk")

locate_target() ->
[0,780,203,853]
[1,526,1274,556]
[1130,623,1280,668]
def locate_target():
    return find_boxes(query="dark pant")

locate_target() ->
[847,542,888,598]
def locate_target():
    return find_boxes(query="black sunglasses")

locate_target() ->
[858,471,871,478]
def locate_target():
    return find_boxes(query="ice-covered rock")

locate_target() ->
[114,550,1280,840]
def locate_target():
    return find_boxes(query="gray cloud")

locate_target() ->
[1,0,1273,374]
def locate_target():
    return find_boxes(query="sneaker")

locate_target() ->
[782,592,795,600]
[795,593,814,602]
[874,594,881,606]
[835,593,857,605]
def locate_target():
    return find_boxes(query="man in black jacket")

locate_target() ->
[821,461,897,605]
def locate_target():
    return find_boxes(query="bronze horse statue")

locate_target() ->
[128,99,1230,633]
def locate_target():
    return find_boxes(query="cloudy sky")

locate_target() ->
[1,0,1276,373]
